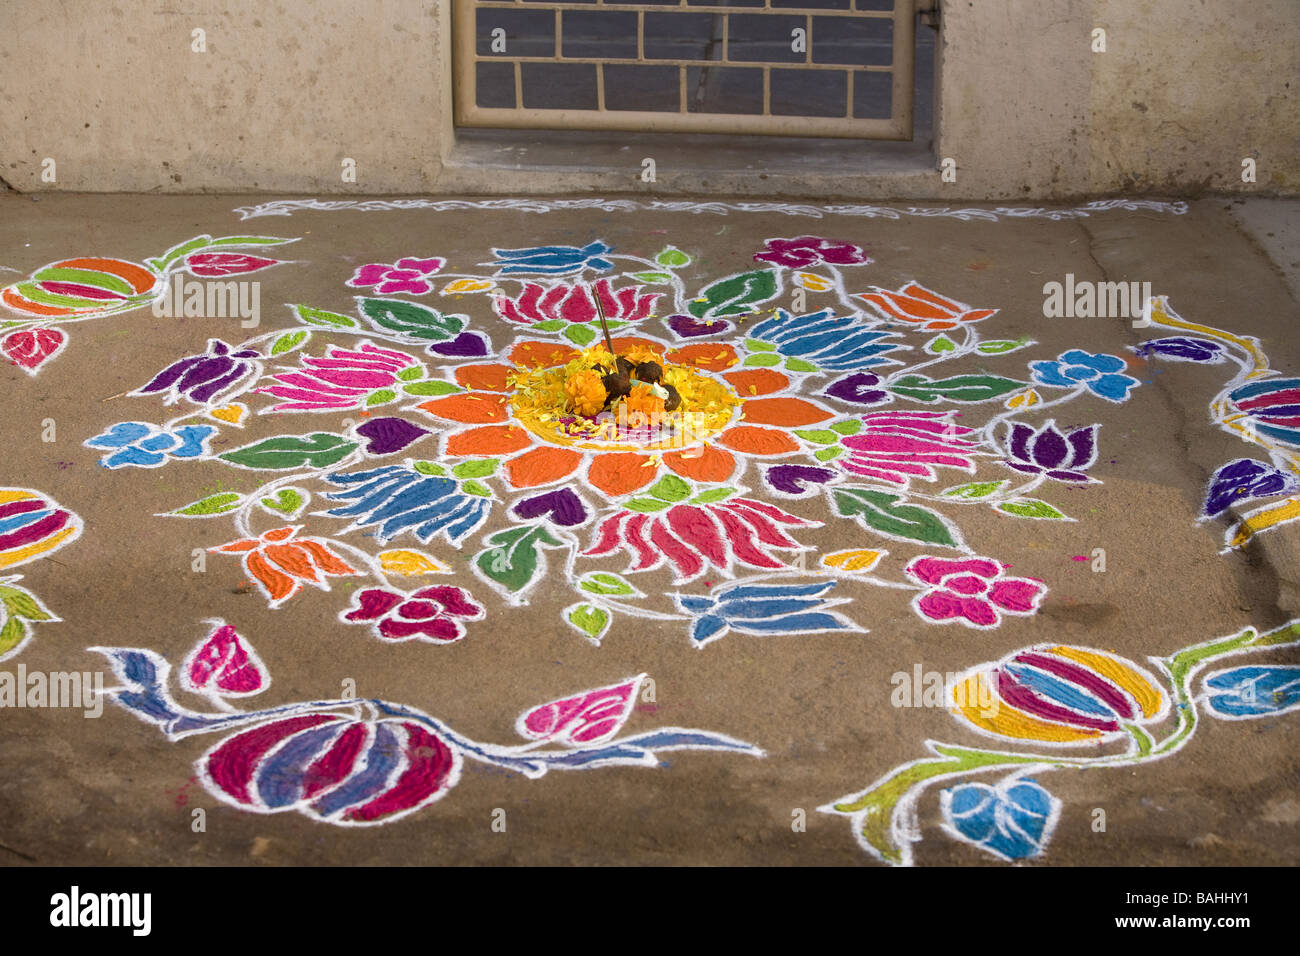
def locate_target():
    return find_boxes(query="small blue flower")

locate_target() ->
[85,421,216,468]
[1203,665,1300,719]
[322,464,491,546]
[1030,349,1139,402]
[941,777,1060,861]
[487,241,614,277]
[673,579,855,648]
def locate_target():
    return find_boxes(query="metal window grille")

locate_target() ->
[454,0,916,139]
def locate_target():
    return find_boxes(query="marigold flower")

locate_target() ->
[565,369,607,417]
[624,382,666,419]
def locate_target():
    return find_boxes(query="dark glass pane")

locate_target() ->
[476,10,555,58]
[605,65,681,111]
[643,12,719,60]
[685,66,763,114]
[812,14,891,66]
[475,61,516,109]
[727,15,806,64]
[521,62,599,110]
[562,11,639,59]
[770,68,846,116]
[852,68,892,118]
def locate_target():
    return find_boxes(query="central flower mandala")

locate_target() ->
[415,337,837,497]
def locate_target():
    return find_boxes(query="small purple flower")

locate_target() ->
[824,371,891,407]
[1204,458,1298,517]
[134,339,260,405]
[1002,420,1098,482]
[1133,336,1225,363]
[347,257,446,295]
[753,237,871,269]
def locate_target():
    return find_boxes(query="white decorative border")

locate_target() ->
[234,198,1189,222]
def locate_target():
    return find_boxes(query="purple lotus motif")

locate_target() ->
[1203,458,1298,517]
[824,371,891,407]
[134,339,260,405]
[753,237,871,269]
[347,257,446,295]
[1133,336,1225,363]
[1002,420,1098,482]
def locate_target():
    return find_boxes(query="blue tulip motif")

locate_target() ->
[1029,349,1139,402]
[487,241,615,277]
[322,464,492,545]
[746,309,904,371]
[673,579,855,647]
[85,422,217,468]
[1203,665,1300,719]
[940,777,1061,861]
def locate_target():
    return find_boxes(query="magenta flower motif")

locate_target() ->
[492,278,661,325]
[753,236,871,269]
[906,556,1047,629]
[347,257,446,295]
[341,585,485,643]
[1002,420,1099,482]
[256,341,417,412]
[839,411,980,486]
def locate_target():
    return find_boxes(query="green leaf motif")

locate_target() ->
[461,480,493,497]
[977,339,1030,355]
[171,492,244,516]
[794,428,840,446]
[688,270,778,320]
[925,334,958,354]
[0,589,54,622]
[452,458,499,479]
[413,461,447,476]
[623,497,672,514]
[567,604,612,643]
[260,487,308,517]
[689,487,736,505]
[295,304,358,329]
[358,297,465,341]
[397,366,423,381]
[220,433,357,470]
[630,271,673,284]
[784,358,818,373]
[656,246,691,268]
[532,319,566,332]
[475,525,565,603]
[814,446,843,462]
[745,338,777,352]
[562,323,598,347]
[997,498,1069,520]
[403,381,461,396]
[579,572,637,597]
[271,330,309,356]
[744,353,781,368]
[834,488,963,548]
[365,389,397,407]
[941,480,1010,500]
[888,374,1027,404]
[0,616,29,657]
[830,419,863,436]
[647,474,691,502]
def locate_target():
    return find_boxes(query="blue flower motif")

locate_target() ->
[322,464,491,546]
[1203,665,1300,719]
[1029,349,1139,402]
[85,421,216,468]
[487,241,615,277]
[673,579,855,648]
[746,309,904,371]
[1133,336,1226,364]
[941,777,1060,862]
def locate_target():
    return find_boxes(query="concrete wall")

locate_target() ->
[1,0,1295,198]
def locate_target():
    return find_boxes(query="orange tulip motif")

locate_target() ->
[858,282,997,332]
[210,526,360,607]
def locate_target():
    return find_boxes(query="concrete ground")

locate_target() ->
[0,193,1297,867]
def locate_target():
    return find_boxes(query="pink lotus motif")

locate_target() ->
[515,675,644,746]
[492,278,661,325]
[256,341,417,412]
[347,257,446,295]
[839,411,980,486]
[906,556,1046,629]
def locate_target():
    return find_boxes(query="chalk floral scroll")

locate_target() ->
[821,618,1300,865]
[95,625,762,826]
[0,488,82,661]
[49,234,1162,645]
[1,235,295,376]
[1135,297,1300,550]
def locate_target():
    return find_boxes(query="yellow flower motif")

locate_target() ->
[565,368,608,418]
[441,278,494,294]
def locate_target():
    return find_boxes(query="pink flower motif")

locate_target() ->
[341,585,485,643]
[181,623,268,697]
[515,675,644,747]
[839,410,980,486]
[185,252,281,277]
[906,556,1046,629]
[255,340,417,412]
[347,257,446,295]
[492,278,661,325]
[753,236,871,269]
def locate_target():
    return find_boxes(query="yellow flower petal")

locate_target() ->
[379,549,450,577]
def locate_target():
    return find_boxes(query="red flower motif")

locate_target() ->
[341,585,485,643]
[210,527,360,608]
[2,328,66,374]
[906,556,1046,629]
[857,281,997,331]
[185,252,281,277]
[492,278,661,325]
[182,623,268,697]
[753,236,871,269]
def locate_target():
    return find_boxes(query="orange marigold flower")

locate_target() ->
[564,368,607,417]
[624,382,666,419]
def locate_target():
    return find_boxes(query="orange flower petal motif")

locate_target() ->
[245,551,297,603]
[664,445,737,483]
[294,540,358,578]
[446,424,533,457]
[417,392,509,424]
[211,537,260,553]
[510,341,579,369]
[506,446,583,488]
[740,397,833,427]
[264,543,322,583]
[588,452,658,497]
[455,364,515,392]
[723,368,789,396]
[263,527,296,543]
[858,282,998,328]
[719,425,800,456]
[611,336,668,357]
[666,343,739,371]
